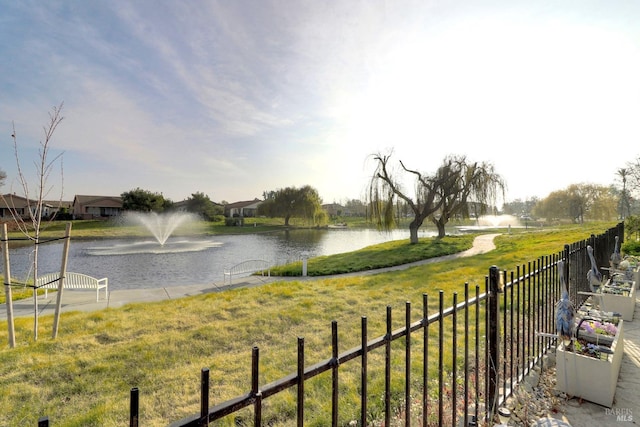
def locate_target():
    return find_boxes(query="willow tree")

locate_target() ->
[259,185,324,226]
[429,155,505,238]
[369,152,446,244]
[368,152,504,243]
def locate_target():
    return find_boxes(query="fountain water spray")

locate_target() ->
[477,214,520,227]
[127,211,197,245]
[86,211,222,255]
[456,214,523,233]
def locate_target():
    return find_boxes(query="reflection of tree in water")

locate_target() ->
[272,229,325,264]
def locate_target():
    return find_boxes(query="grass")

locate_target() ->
[8,216,374,241]
[0,221,618,426]
[271,234,476,276]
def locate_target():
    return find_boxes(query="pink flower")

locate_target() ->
[603,323,618,335]
[581,322,595,333]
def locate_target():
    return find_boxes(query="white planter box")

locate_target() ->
[556,319,624,408]
[600,278,636,321]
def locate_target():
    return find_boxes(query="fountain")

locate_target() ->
[85,211,222,255]
[456,214,522,232]
[476,214,521,227]
[128,211,195,245]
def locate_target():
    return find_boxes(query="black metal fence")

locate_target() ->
[37,222,624,426]
[490,225,620,414]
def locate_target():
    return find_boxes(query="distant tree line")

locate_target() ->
[7,148,640,229]
[503,182,635,224]
[121,188,173,212]
[120,188,223,221]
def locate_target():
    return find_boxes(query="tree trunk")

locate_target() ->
[409,221,420,244]
[33,238,39,341]
[436,220,446,238]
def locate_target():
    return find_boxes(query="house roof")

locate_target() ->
[225,199,262,209]
[322,203,344,209]
[73,195,123,208]
[44,200,73,209]
[0,194,40,209]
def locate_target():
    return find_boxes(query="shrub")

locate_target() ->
[621,240,640,255]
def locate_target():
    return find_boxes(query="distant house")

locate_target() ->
[322,203,345,217]
[172,199,189,212]
[0,194,60,219]
[44,199,73,217]
[72,195,123,220]
[1,194,32,219]
[224,199,262,218]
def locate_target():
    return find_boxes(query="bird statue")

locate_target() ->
[610,235,622,270]
[556,260,574,345]
[587,245,603,293]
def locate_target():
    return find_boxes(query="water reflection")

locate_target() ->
[5,228,436,291]
[85,239,222,255]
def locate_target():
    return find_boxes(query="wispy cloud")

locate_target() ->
[2,1,640,203]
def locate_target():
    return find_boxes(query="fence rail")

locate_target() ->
[36,222,624,426]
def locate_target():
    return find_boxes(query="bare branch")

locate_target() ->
[2,102,65,341]
[368,151,504,242]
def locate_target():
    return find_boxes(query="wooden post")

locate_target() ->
[52,222,72,339]
[33,235,38,341]
[1,224,16,348]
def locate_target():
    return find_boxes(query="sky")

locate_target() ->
[1,1,639,206]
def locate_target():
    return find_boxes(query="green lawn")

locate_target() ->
[0,221,618,426]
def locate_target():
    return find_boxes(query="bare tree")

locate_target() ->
[368,152,448,244]
[617,168,632,219]
[0,168,6,187]
[368,152,504,242]
[626,157,640,193]
[2,103,65,340]
[429,155,505,238]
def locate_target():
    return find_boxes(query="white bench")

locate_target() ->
[36,272,109,302]
[223,260,271,285]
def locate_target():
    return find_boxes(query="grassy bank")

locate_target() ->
[271,234,476,276]
[0,221,617,426]
[4,216,379,241]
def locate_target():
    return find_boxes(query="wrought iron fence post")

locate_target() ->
[487,265,500,422]
[130,387,139,427]
[297,337,305,427]
[200,368,210,427]
[252,347,262,426]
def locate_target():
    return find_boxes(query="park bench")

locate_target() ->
[223,260,271,285]
[36,272,109,302]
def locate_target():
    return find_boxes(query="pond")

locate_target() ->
[4,228,437,291]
